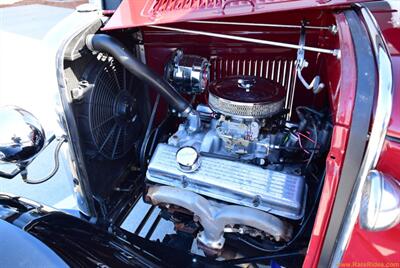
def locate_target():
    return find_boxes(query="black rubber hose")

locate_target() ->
[86,34,191,114]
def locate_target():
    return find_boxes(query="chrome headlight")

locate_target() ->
[360,170,400,231]
[0,106,45,163]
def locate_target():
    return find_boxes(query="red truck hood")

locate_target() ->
[103,0,366,31]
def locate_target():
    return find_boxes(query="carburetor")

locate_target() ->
[168,75,288,162]
[215,115,261,154]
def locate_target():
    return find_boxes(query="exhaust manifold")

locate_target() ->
[146,186,292,251]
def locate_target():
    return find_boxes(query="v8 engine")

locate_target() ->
[144,51,331,255]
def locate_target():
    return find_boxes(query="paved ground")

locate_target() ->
[0,0,87,9]
[0,4,77,209]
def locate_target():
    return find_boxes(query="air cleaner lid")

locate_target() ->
[208,76,285,118]
[209,76,285,103]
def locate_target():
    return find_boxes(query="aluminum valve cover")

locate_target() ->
[146,144,306,220]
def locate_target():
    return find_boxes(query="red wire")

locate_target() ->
[297,133,310,154]
[298,132,317,144]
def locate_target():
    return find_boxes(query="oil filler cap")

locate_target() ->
[176,147,200,173]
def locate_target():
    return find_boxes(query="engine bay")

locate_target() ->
[143,50,331,256]
[61,9,346,265]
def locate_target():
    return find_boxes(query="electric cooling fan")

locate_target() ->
[86,57,141,160]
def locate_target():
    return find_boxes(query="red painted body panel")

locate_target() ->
[342,221,400,265]
[303,125,350,267]
[329,15,357,128]
[303,13,356,267]
[378,138,400,179]
[103,0,367,30]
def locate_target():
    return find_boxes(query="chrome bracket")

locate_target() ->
[296,23,325,94]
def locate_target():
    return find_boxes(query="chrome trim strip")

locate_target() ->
[329,7,393,267]
[149,25,340,56]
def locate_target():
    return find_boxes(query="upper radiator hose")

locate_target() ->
[86,34,192,116]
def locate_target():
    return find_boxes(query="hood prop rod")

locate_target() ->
[149,25,340,57]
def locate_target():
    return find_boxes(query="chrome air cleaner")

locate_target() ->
[208,76,285,119]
